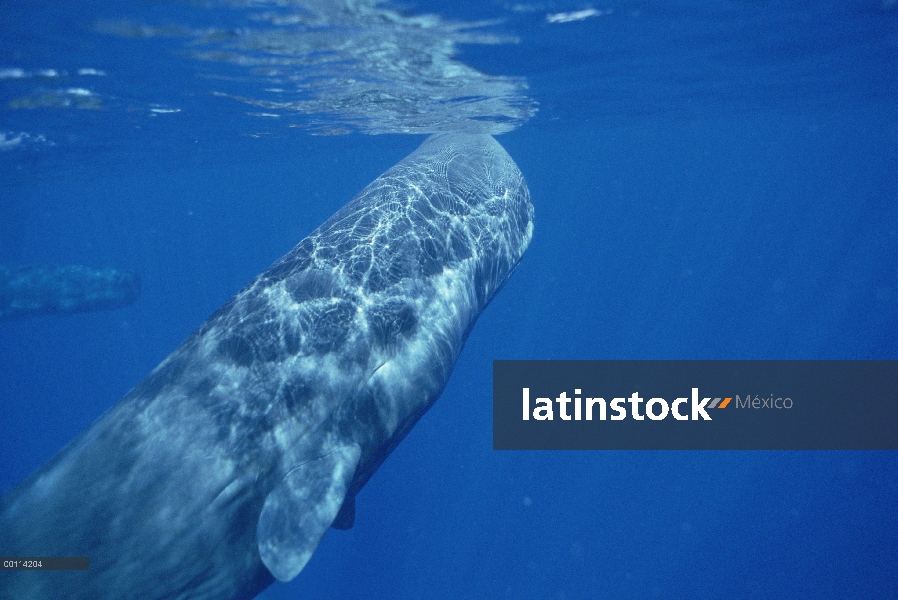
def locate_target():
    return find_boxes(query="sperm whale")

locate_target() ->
[0,133,533,600]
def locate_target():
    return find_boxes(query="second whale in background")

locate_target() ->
[0,133,534,600]
[0,264,140,322]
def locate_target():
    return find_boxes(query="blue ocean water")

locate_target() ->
[1,0,896,598]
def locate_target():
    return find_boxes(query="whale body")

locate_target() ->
[0,133,533,600]
[0,265,140,322]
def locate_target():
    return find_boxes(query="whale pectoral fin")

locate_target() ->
[331,495,356,530]
[257,443,362,582]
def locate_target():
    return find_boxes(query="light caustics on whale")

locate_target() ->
[0,133,533,600]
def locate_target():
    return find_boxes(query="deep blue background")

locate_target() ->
[1,1,896,598]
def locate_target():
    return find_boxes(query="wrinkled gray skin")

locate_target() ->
[0,133,533,600]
